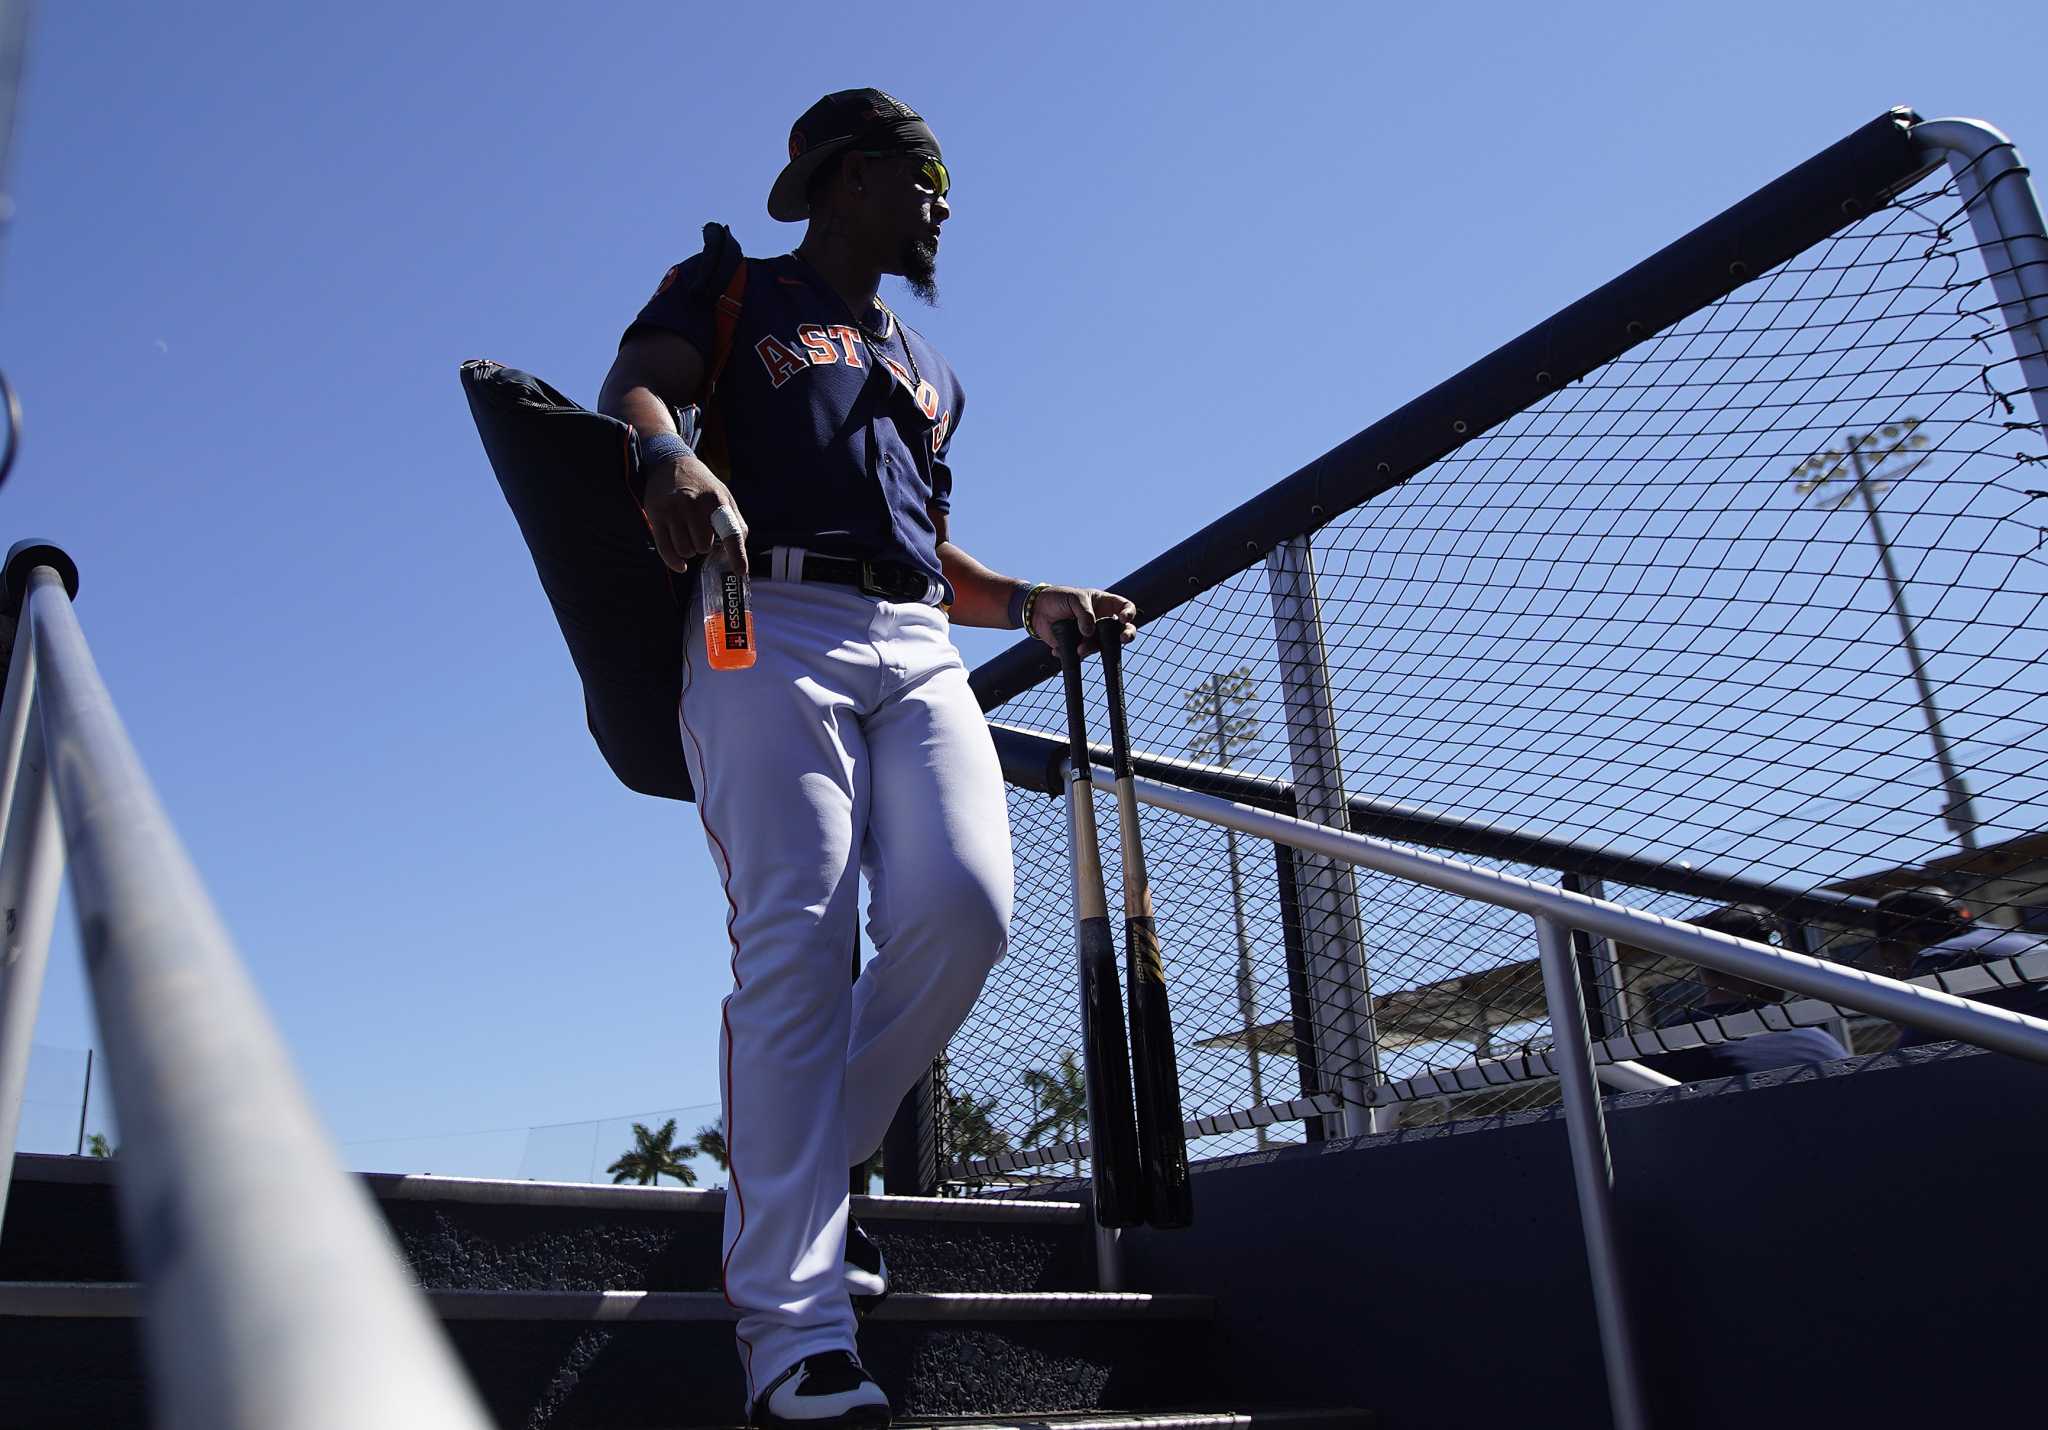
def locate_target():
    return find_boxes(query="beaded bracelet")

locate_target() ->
[1018,581,1051,632]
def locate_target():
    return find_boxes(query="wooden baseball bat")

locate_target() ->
[1095,619,1193,1229]
[1053,618,1145,1229]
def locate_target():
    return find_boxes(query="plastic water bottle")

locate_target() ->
[700,549,756,671]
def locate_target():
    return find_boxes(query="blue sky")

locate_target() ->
[4,1,2044,1180]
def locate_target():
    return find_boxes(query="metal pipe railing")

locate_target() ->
[950,946,2044,1181]
[1021,754,2048,1430]
[1534,916,1648,1430]
[0,610,65,1231]
[1094,761,2048,1063]
[3,558,492,1429]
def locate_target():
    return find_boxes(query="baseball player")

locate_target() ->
[597,88,1135,1427]
[1872,886,2048,1047]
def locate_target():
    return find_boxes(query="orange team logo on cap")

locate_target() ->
[654,264,681,297]
[789,130,806,158]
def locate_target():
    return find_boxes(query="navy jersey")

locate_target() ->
[625,251,964,602]
[1639,1026,1848,1082]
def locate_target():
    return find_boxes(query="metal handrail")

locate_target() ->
[0,556,492,1429]
[1024,750,2048,1430]
[1085,759,2048,1062]
[948,945,2045,1180]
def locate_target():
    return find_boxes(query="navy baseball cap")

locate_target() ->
[1689,904,1776,944]
[769,88,942,223]
[1875,885,1970,930]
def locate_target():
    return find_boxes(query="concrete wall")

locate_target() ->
[1124,1042,2048,1429]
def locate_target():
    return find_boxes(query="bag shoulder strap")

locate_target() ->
[704,259,748,398]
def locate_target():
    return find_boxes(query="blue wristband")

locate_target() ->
[637,431,692,468]
[1006,580,1034,628]
[636,430,694,506]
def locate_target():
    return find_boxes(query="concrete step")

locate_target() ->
[883,1414,1376,1430]
[0,1281,1223,1427]
[1,1155,1098,1294]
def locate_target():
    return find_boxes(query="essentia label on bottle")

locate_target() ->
[720,569,749,648]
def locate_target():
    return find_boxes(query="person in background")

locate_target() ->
[1873,886,2048,1049]
[1638,905,1849,1081]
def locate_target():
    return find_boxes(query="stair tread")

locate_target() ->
[5,1155,1089,1224]
[0,1282,1213,1323]
[896,1412,1376,1428]
[670,1412,1377,1430]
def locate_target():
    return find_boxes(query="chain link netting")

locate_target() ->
[940,165,2048,1191]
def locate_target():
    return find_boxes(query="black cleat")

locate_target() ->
[750,1349,891,1428]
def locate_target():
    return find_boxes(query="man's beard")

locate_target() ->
[899,235,939,306]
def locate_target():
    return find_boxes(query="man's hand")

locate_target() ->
[643,452,749,578]
[1028,585,1137,656]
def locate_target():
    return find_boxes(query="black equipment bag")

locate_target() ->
[462,224,748,802]
[461,359,695,801]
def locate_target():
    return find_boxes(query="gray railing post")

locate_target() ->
[0,617,66,1235]
[1534,916,1650,1430]
[1912,119,2048,436]
[1266,535,1388,1137]
[20,564,494,1429]
[1562,872,1633,1037]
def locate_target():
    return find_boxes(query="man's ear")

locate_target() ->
[843,150,869,195]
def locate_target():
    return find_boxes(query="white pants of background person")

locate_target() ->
[676,574,1013,1404]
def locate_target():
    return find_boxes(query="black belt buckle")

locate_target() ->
[859,559,925,602]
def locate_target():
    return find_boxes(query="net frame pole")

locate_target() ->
[1271,843,1327,1140]
[1534,915,1650,1430]
[971,110,1933,712]
[0,623,65,1237]
[1266,535,1388,1138]
[1912,119,2048,437]
[1562,872,1630,1038]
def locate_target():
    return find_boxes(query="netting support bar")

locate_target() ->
[1913,119,2048,437]
[1099,763,2048,1063]
[1266,536,1388,1138]
[1534,916,1650,1430]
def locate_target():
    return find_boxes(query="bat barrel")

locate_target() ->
[1091,617,1195,1230]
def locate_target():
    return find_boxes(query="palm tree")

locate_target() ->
[946,1091,1011,1160]
[692,1119,728,1172]
[1021,1052,1089,1179]
[85,1132,114,1158]
[606,1119,697,1187]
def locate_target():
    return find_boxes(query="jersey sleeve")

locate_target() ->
[621,253,715,356]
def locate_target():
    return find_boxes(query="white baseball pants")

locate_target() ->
[676,575,1013,1402]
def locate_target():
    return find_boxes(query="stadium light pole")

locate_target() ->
[1184,668,1268,1146]
[1792,419,1981,851]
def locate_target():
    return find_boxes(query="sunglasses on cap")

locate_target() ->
[856,149,950,199]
